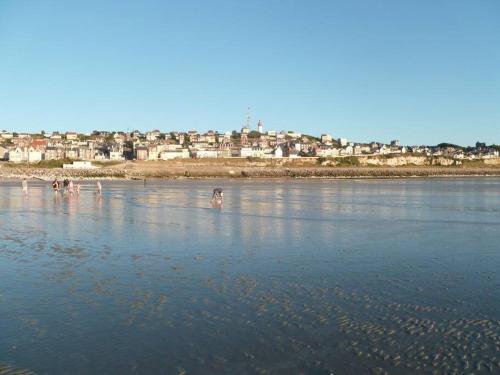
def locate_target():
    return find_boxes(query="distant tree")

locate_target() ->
[78,134,91,141]
[437,143,464,149]
[303,134,320,143]
[248,130,260,138]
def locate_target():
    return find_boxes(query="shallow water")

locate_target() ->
[1,178,500,374]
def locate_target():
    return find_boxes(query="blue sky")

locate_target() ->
[0,0,499,145]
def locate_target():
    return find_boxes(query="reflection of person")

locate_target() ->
[96,181,102,195]
[22,178,28,194]
[211,199,223,209]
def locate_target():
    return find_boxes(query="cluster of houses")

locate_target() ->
[0,126,498,163]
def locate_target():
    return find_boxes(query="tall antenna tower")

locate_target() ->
[246,106,251,129]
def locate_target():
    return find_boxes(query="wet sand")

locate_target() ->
[1,179,499,374]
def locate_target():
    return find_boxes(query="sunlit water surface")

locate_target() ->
[1,179,500,374]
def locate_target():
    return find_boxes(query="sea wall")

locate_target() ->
[1,158,500,180]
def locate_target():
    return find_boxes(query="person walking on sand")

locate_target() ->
[22,178,28,195]
[96,181,102,195]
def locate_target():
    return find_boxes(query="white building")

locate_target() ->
[160,149,190,160]
[240,147,265,158]
[28,147,43,162]
[9,147,28,162]
[110,151,125,160]
[343,145,354,155]
[146,130,161,141]
[338,138,348,147]
[317,148,340,157]
[65,132,78,140]
[321,134,332,144]
[195,149,219,158]
[274,146,283,158]
[240,147,253,158]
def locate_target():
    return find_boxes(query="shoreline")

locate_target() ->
[1,164,500,181]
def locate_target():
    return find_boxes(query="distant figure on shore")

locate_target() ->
[96,181,102,195]
[52,178,60,192]
[76,183,81,195]
[22,178,28,195]
[212,188,223,202]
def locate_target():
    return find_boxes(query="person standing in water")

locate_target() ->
[68,180,74,196]
[52,178,60,192]
[22,178,28,195]
[63,179,69,194]
[96,181,102,195]
[75,183,81,195]
[212,188,223,202]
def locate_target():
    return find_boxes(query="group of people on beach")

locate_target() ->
[21,178,102,196]
[22,179,221,205]
[51,178,102,196]
[51,178,81,196]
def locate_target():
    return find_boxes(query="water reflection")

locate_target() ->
[0,178,500,374]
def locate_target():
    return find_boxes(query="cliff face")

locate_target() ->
[484,158,500,165]
[334,155,460,167]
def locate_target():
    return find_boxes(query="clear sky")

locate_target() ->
[0,0,499,145]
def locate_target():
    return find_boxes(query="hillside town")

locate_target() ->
[0,121,498,163]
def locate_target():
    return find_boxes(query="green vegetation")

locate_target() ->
[302,134,320,143]
[461,159,486,167]
[92,160,124,167]
[317,156,361,166]
[246,156,263,162]
[437,143,464,149]
[1,159,75,168]
[248,130,261,138]
[36,159,77,168]
[334,156,360,166]
[78,134,92,141]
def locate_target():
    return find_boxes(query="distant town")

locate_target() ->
[1,121,499,163]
